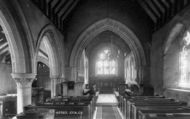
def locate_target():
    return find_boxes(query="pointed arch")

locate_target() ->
[36,25,64,78]
[70,18,147,83]
[0,7,30,73]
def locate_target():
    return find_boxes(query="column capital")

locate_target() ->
[11,73,36,79]
[14,78,34,86]
[11,73,36,88]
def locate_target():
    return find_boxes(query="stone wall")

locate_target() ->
[0,63,16,94]
[151,6,190,104]
[64,0,152,65]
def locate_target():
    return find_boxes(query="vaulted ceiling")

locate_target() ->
[30,0,190,32]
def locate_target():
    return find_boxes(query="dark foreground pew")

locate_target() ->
[139,112,190,119]
[127,98,186,119]
[118,94,190,119]
[17,96,97,119]
[24,104,92,119]
[0,95,17,118]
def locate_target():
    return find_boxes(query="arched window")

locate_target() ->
[96,49,118,75]
[179,31,190,88]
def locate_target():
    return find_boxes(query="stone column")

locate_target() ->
[51,77,58,98]
[62,81,68,96]
[11,73,36,114]
[65,66,77,81]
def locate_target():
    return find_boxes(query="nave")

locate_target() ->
[12,93,123,119]
[11,89,190,119]
[94,94,122,119]
[1,0,190,119]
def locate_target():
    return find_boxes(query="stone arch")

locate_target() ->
[70,18,147,83]
[36,26,61,78]
[37,56,49,67]
[164,23,185,54]
[163,22,188,89]
[0,7,29,73]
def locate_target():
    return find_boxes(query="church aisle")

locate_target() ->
[94,93,123,119]
[96,94,118,106]
[95,106,122,119]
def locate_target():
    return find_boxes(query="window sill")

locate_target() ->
[167,88,190,92]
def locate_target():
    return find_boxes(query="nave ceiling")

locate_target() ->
[31,0,190,32]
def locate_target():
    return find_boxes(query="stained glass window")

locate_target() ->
[96,49,118,75]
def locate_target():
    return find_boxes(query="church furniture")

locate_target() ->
[138,109,190,119]
[0,95,17,118]
[133,105,189,119]
[128,99,186,119]
[23,96,96,119]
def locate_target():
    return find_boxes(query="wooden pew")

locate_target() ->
[143,115,190,119]
[118,95,166,119]
[23,96,96,119]
[126,99,186,119]
[133,105,188,119]
[16,109,50,119]
[24,103,91,119]
[119,94,190,119]
[138,109,190,119]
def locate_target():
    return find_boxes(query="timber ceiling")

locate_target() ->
[31,0,190,32]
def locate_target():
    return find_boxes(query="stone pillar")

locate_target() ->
[51,77,58,98]
[62,81,68,96]
[65,66,77,81]
[11,73,36,114]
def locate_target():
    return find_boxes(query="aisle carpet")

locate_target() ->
[95,106,122,119]
[94,94,123,119]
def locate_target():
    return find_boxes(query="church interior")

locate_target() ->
[1,0,190,119]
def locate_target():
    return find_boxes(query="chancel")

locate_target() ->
[1,0,190,119]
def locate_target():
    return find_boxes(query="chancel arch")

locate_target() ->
[70,18,147,84]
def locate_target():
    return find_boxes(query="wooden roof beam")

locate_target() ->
[45,0,52,15]
[0,39,7,46]
[54,0,67,25]
[60,0,80,29]
[153,0,165,13]
[0,44,8,55]
[144,0,161,18]
[0,50,9,62]
[54,0,67,13]
[49,0,59,21]
[47,0,53,17]
[158,0,169,23]
[149,0,164,25]
[137,0,157,23]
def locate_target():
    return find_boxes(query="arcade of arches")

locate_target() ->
[1,0,190,118]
